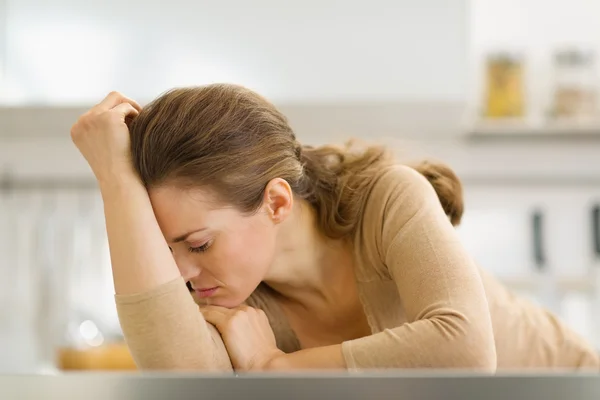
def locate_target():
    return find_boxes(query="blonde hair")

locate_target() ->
[129,84,463,241]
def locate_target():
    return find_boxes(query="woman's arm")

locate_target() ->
[103,176,232,371]
[71,92,233,371]
[101,173,180,294]
[265,345,346,370]
[267,166,497,371]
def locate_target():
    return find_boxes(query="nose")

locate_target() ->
[172,251,202,282]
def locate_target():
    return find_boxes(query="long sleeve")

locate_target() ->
[341,166,497,371]
[115,276,233,372]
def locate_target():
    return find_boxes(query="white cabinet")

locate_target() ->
[458,186,547,283]
[457,185,600,289]
[456,184,600,346]
[457,197,535,281]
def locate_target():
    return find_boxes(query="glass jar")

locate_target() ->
[483,52,526,119]
[550,48,598,121]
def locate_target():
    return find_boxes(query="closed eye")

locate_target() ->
[188,241,212,253]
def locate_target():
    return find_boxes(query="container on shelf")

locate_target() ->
[483,52,526,119]
[550,48,598,121]
[57,342,136,371]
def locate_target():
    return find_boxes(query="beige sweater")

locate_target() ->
[115,165,600,371]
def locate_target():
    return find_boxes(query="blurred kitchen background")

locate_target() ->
[1,0,599,373]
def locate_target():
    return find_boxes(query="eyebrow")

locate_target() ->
[171,228,208,243]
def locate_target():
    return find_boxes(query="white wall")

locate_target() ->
[0,0,468,105]
[0,0,6,85]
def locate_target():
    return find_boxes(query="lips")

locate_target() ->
[195,287,218,298]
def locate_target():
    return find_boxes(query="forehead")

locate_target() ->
[149,185,216,206]
[148,186,219,234]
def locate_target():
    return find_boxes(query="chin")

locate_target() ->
[193,293,247,309]
[190,280,261,308]
[215,299,245,308]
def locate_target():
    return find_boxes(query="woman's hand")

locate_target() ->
[71,91,143,185]
[200,305,285,371]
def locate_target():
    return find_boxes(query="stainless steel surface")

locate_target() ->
[1,372,600,400]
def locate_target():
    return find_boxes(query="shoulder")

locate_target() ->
[363,164,438,222]
[353,165,440,278]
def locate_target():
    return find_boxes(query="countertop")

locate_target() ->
[1,371,600,400]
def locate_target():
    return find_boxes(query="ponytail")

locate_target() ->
[411,160,464,226]
[293,141,463,240]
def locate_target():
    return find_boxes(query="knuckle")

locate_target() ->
[70,117,87,139]
[223,317,237,330]
[107,91,125,103]
[74,112,91,125]
[70,124,79,140]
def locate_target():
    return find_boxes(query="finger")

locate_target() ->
[94,91,143,113]
[200,305,231,326]
[112,102,140,121]
[201,305,233,313]
[121,96,143,113]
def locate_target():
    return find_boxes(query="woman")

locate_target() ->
[71,85,599,372]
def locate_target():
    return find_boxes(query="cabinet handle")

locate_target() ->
[593,204,600,258]
[532,210,546,270]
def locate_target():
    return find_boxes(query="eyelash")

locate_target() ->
[188,241,212,254]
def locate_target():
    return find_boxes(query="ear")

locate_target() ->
[262,178,294,224]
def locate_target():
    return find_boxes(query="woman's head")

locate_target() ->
[129,84,464,308]
[129,84,304,307]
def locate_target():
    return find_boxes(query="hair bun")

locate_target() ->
[413,161,464,226]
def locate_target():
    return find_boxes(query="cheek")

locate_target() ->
[232,217,277,271]
[220,217,276,279]
[205,217,276,307]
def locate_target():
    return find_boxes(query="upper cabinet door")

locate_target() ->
[0,0,469,105]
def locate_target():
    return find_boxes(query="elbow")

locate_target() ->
[459,339,497,373]
[434,315,497,372]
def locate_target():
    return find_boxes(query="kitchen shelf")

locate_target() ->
[500,276,598,294]
[465,119,600,140]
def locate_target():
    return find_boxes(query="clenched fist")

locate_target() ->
[200,305,285,371]
[71,91,143,185]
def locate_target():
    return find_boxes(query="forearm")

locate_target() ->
[339,317,497,371]
[266,345,347,371]
[101,174,233,371]
[100,173,180,295]
[116,276,233,371]
[266,320,496,372]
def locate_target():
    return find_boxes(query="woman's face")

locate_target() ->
[149,184,283,308]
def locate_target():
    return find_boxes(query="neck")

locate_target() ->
[263,199,353,307]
